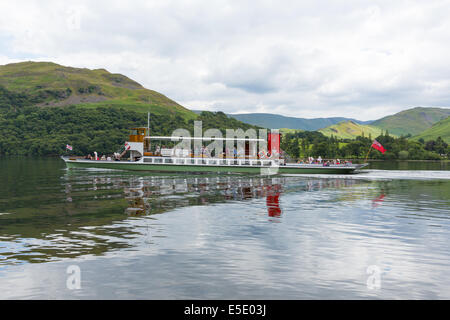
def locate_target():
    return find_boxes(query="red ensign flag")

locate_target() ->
[371,140,386,154]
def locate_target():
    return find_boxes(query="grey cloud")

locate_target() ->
[1,0,450,120]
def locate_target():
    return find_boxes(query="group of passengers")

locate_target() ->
[297,156,352,166]
[85,151,118,161]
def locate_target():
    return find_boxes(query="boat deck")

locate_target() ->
[62,156,368,174]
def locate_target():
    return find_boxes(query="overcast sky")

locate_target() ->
[1,0,449,120]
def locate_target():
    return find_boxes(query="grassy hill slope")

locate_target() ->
[318,120,388,139]
[412,116,450,143]
[372,107,450,136]
[0,61,196,119]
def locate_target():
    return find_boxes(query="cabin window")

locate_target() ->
[189,159,196,164]
[154,158,163,164]
[176,159,185,164]
[144,158,153,163]
[208,160,217,165]
[164,159,174,164]
[242,160,250,165]
[263,161,271,166]
[253,161,261,166]
[220,160,228,165]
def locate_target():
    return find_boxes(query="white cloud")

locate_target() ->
[0,0,450,120]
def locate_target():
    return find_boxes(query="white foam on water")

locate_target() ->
[282,170,450,181]
[359,169,450,180]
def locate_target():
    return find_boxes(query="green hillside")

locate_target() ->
[0,61,264,156]
[372,107,450,136]
[318,120,388,139]
[279,128,304,134]
[412,116,450,143]
[0,61,196,119]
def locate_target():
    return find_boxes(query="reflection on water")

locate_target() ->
[122,176,285,217]
[0,158,449,299]
[372,193,386,208]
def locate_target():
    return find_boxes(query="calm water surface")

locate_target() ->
[0,158,449,299]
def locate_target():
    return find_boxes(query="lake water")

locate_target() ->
[0,158,449,299]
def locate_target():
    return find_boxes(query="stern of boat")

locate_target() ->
[357,163,370,170]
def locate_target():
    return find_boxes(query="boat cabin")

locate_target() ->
[125,127,283,164]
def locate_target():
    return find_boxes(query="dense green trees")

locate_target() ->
[280,130,448,160]
[0,106,258,156]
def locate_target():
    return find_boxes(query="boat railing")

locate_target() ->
[141,156,279,167]
[148,151,273,160]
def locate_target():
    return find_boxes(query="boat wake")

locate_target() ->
[282,169,450,181]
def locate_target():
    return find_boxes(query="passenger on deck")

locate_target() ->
[200,146,204,158]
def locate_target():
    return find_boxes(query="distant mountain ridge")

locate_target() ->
[220,112,373,130]
[210,107,450,140]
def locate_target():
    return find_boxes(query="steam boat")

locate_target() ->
[62,126,368,174]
